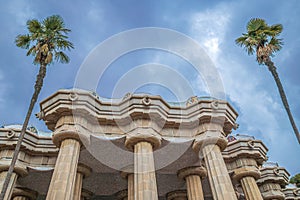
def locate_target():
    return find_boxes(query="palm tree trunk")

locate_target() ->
[0,65,47,200]
[265,58,300,144]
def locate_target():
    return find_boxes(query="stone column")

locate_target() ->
[178,167,206,200]
[257,166,289,200]
[73,164,92,200]
[241,176,262,200]
[12,186,38,200]
[121,166,134,200]
[0,171,18,200]
[193,128,237,200]
[166,190,187,200]
[0,150,28,200]
[125,128,161,200]
[46,127,82,200]
[232,164,263,200]
[223,139,267,200]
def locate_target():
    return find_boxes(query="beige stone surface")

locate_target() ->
[283,187,300,199]
[202,144,237,200]
[240,176,263,200]
[0,171,17,200]
[134,141,158,200]
[120,165,134,200]
[127,174,134,200]
[46,139,80,200]
[257,165,289,200]
[12,186,37,200]
[178,166,206,200]
[0,89,292,199]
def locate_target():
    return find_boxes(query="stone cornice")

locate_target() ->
[283,187,300,199]
[39,89,238,135]
[222,139,268,164]
[257,166,290,187]
[0,128,58,155]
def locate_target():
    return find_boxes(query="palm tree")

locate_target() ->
[0,15,73,199]
[235,18,300,144]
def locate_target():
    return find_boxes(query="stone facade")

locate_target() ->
[0,89,296,199]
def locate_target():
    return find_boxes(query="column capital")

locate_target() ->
[166,190,187,200]
[192,131,228,153]
[232,166,261,181]
[12,186,38,200]
[52,129,82,147]
[120,165,134,179]
[0,164,28,177]
[125,128,161,151]
[81,189,93,200]
[77,163,92,178]
[178,166,207,180]
[116,189,128,200]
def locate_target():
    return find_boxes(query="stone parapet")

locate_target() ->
[283,187,300,200]
[257,165,290,200]
[257,166,290,187]
[223,139,268,165]
[0,128,58,154]
[39,89,238,137]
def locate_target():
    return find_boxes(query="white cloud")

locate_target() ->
[186,1,300,172]
[189,3,231,62]
[7,0,36,26]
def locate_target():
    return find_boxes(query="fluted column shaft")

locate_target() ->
[73,164,91,200]
[202,144,237,200]
[120,167,133,200]
[186,175,204,200]
[46,139,81,200]
[73,172,83,200]
[178,167,206,200]
[134,141,158,200]
[128,173,134,200]
[0,171,17,200]
[240,176,263,200]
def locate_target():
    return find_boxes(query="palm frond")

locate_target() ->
[55,39,74,50]
[27,19,42,34]
[268,24,283,37]
[26,46,36,56]
[15,34,31,49]
[247,18,267,33]
[268,37,283,53]
[16,15,73,65]
[55,51,70,64]
[44,15,64,31]
[236,18,284,61]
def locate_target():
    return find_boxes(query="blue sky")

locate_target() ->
[0,0,299,176]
